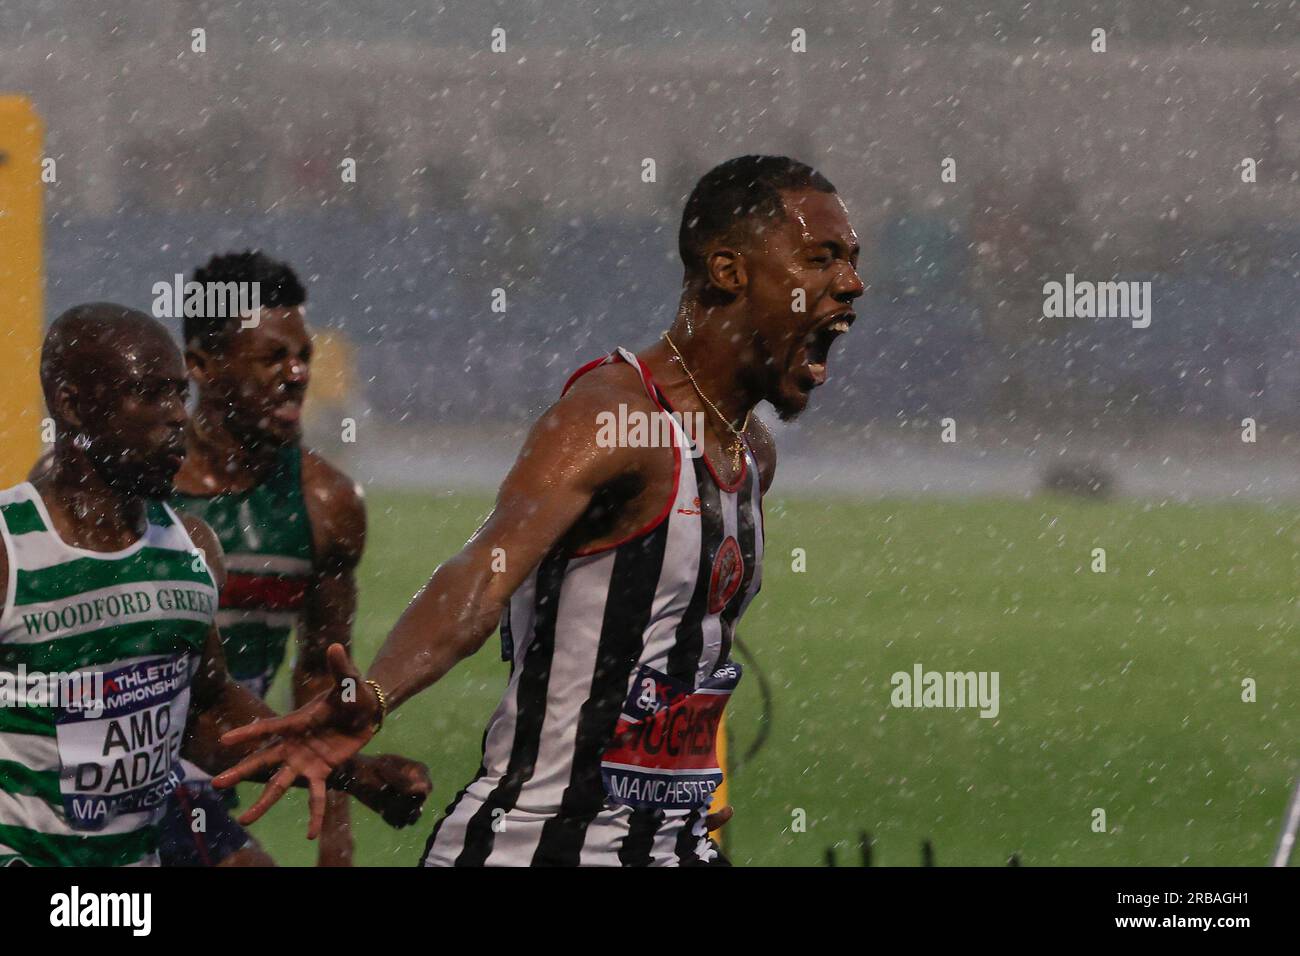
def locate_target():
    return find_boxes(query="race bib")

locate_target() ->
[54,656,193,832]
[600,661,741,811]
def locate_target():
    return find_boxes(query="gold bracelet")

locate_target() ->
[364,678,389,733]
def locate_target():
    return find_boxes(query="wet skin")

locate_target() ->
[213,186,865,842]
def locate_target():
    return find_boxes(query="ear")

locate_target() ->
[49,380,84,434]
[185,346,213,387]
[705,248,747,297]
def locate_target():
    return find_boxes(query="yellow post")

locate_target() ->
[708,712,728,845]
[302,329,355,427]
[0,96,44,486]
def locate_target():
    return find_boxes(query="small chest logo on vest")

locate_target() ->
[708,536,744,614]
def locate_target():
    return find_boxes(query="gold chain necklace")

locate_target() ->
[662,332,751,473]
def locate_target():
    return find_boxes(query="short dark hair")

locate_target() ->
[678,155,837,283]
[43,303,173,412]
[184,250,306,351]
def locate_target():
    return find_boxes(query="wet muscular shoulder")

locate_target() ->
[179,512,228,591]
[27,451,53,483]
[299,448,366,573]
[551,361,675,490]
[745,413,777,495]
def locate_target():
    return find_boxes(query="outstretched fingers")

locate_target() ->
[218,708,317,749]
[236,763,299,828]
[211,744,286,791]
[307,775,327,841]
[327,642,360,683]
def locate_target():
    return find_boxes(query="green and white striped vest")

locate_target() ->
[0,483,217,867]
[172,444,313,699]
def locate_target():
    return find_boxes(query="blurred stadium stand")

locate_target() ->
[44,208,1300,428]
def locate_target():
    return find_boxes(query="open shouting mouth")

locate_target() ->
[271,396,303,424]
[794,310,855,391]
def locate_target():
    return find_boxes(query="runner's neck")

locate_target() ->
[182,406,284,494]
[647,334,757,434]
[35,450,148,550]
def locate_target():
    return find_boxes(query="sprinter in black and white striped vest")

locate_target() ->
[215,155,864,866]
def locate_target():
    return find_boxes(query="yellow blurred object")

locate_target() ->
[0,96,44,486]
[305,329,355,423]
[708,712,729,846]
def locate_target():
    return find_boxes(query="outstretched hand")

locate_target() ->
[212,643,382,839]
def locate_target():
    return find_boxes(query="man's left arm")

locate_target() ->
[182,512,429,838]
[296,450,367,866]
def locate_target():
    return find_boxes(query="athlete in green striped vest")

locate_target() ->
[0,488,219,867]
[165,251,367,866]
[172,445,314,701]
[0,304,429,867]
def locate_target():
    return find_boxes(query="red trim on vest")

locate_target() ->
[652,376,750,493]
[565,351,683,558]
[562,356,613,395]
[697,444,748,494]
[220,573,309,612]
